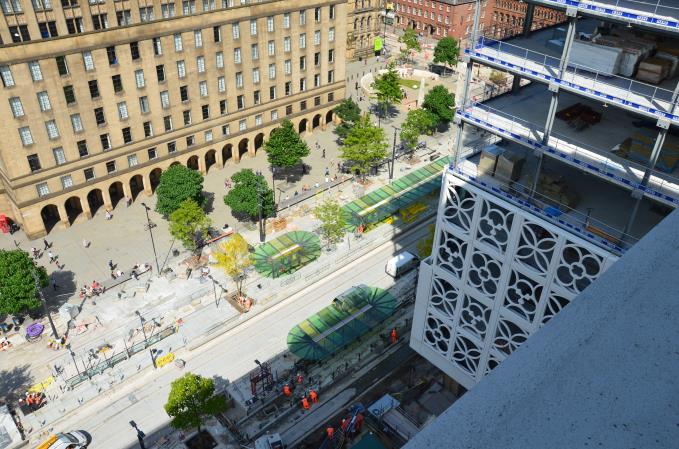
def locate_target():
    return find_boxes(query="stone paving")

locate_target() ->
[0,50,461,430]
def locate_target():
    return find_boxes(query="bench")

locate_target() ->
[200,228,235,248]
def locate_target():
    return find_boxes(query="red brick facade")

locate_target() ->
[393,0,565,42]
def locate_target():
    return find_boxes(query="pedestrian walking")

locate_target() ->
[108,259,114,271]
[52,280,58,291]
[322,148,326,158]
[355,81,358,90]
[105,210,112,220]
[31,247,39,259]
[43,238,50,250]
[82,239,90,248]
[48,251,56,264]
[325,167,330,176]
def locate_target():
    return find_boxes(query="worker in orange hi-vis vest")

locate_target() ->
[283,384,292,397]
[340,418,349,431]
[302,396,310,410]
[326,427,335,440]
[309,390,318,403]
[390,327,398,344]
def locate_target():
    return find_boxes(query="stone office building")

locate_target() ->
[0,0,347,238]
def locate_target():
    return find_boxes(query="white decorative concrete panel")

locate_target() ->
[410,172,618,389]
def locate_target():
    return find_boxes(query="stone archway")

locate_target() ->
[87,189,104,216]
[64,197,83,225]
[170,161,181,167]
[222,144,233,164]
[150,168,162,192]
[312,114,321,130]
[205,150,217,173]
[40,204,60,234]
[109,181,124,209]
[187,155,199,170]
[238,138,249,158]
[326,110,334,124]
[298,119,308,135]
[129,174,144,200]
[254,133,264,152]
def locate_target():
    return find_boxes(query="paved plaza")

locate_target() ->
[0,49,461,447]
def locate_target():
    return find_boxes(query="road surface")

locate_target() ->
[35,220,432,449]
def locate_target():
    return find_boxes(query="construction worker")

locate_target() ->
[301,396,310,410]
[309,390,318,403]
[296,373,303,384]
[355,413,364,432]
[340,418,349,432]
[283,384,292,397]
[390,327,398,344]
[326,427,334,440]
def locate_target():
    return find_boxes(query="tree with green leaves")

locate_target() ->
[373,63,402,122]
[340,115,388,180]
[0,250,48,315]
[155,164,205,217]
[422,85,455,126]
[333,98,362,140]
[213,233,252,298]
[398,28,421,62]
[169,199,211,251]
[164,373,228,432]
[224,169,275,220]
[400,109,438,151]
[313,199,347,248]
[264,119,310,169]
[433,37,460,75]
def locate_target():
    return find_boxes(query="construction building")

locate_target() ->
[0,0,347,238]
[392,0,564,41]
[347,0,386,60]
[410,0,678,391]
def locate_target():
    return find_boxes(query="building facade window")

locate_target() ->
[37,91,51,111]
[53,147,66,165]
[45,120,59,139]
[26,62,40,81]
[71,113,83,132]
[9,97,24,117]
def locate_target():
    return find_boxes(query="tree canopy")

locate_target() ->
[433,37,460,69]
[264,119,310,168]
[400,109,438,150]
[422,85,455,125]
[213,233,252,297]
[313,199,347,247]
[373,63,402,117]
[333,98,362,140]
[417,224,436,259]
[169,199,211,251]
[164,373,227,432]
[0,250,47,315]
[399,28,421,57]
[340,115,388,178]
[155,165,205,216]
[224,169,275,220]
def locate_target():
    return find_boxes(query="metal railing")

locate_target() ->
[451,159,636,254]
[470,36,678,120]
[460,101,679,204]
[537,0,679,20]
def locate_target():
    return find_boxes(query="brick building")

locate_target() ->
[392,0,563,42]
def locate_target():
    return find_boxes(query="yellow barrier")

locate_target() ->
[28,376,54,393]
[156,353,175,368]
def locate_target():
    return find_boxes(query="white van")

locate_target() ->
[36,431,90,449]
[385,251,419,278]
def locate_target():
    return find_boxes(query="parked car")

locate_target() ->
[36,431,91,449]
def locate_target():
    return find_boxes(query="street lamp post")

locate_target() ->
[135,311,148,345]
[66,343,86,378]
[129,421,146,449]
[31,270,58,339]
[256,180,265,243]
[390,126,401,182]
[271,165,277,218]
[140,203,160,274]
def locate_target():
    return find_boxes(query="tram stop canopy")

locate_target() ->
[287,285,396,361]
[342,156,450,231]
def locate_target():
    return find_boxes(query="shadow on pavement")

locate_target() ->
[43,270,78,312]
[0,364,33,405]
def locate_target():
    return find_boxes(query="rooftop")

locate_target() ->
[404,207,679,449]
